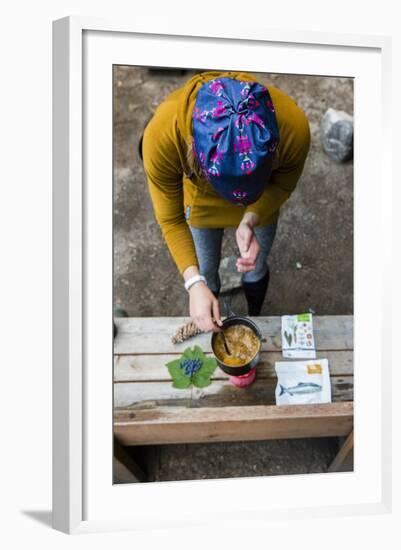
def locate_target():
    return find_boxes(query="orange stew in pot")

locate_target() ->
[214,325,260,366]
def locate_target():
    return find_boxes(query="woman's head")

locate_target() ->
[191,77,279,206]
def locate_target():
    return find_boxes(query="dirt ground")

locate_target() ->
[113,66,353,482]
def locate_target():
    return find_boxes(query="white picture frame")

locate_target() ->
[52,16,392,534]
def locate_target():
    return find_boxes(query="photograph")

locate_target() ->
[112,65,354,484]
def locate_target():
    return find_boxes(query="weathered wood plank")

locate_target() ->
[113,438,147,483]
[114,350,353,382]
[114,381,192,409]
[114,376,353,408]
[114,402,354,445]
[190,377,353,407]
[113,316,354,447]
[114,316,353,354]
[328,430,354,472]
[113,456,140,484]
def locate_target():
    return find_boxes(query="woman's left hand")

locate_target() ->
[235,213,260,273]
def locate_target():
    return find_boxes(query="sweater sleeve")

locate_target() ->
[142,110,199,275]
[245,105,311,224]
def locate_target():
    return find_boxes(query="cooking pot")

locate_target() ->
[211,295,264,376]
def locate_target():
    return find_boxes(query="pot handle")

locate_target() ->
[222,294,266,342]
[223,294,237,319]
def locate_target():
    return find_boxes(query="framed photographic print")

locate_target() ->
[52,16,392,534]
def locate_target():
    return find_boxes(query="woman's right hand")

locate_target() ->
[189,282,223,333]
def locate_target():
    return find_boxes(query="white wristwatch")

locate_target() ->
[184,274,207,292]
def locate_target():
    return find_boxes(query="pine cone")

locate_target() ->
[171,322,202,344]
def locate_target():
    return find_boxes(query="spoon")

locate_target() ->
[212,315,232,355]
[220,329,232,356]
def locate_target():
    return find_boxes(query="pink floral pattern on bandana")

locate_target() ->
[192,76,280,205]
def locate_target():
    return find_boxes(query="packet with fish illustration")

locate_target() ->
[275,359,331,405]
[281,312,316,359]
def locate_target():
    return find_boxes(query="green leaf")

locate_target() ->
[165,358,181,370]
[192,356,217,388]
[166,361,191,389]
[192,370,212,388]
[165,346,217,389]
[192,345,205,360]
[182,347,197,360]
[284,330,292,347]
[200,357,217,376]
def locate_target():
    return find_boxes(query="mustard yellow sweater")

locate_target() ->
[142,71,311,275]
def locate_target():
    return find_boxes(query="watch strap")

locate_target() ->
[184,274,207,292]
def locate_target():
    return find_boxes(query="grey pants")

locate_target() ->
[189,222,277,295]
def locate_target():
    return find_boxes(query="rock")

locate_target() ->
[218,255,243,294]
[296,262,302,269]
[320,108,353,162]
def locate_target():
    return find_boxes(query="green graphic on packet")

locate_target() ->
[297,313,311,322]
[281,313,316,359]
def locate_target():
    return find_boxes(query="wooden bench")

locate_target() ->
[113,315,353,478]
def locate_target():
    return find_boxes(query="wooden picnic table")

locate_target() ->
[113,315,353,477]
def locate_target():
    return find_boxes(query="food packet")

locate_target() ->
[281,313,316,359]
[275,359,331,405]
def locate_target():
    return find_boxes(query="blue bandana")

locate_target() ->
[192,77,279,206]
